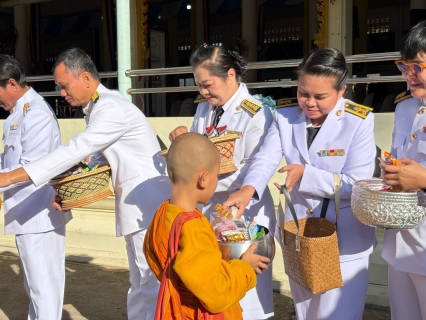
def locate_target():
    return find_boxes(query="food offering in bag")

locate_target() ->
[211,203,266,242]
[378,151,410,192]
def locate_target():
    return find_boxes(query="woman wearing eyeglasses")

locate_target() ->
[380,20,426,320]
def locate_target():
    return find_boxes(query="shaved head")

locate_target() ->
[167,133,220,185]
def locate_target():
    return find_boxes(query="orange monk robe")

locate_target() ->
[144,201,257,320]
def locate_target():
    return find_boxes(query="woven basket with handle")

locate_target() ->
[49,165,113,211]
[161,133,240,175]
[276,174,343,294]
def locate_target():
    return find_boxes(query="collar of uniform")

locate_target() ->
[209,82,245,114]
[306,118,322,129]
[13,87,38,116]
[84,83,107,115]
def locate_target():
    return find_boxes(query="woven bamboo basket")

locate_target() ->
[277,180,343,294]
[49,166,113,211]
[281,218,343,294]
[161,133,240,174]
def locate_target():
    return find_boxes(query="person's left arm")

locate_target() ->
[299,114,376,199]
[174,218,257,313]
[0,98,127,188]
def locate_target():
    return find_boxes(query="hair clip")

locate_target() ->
[202,43,208,48]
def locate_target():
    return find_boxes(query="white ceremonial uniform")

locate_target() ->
[1,87,72,320]
[190,83,275,319]
[244,98,377,320]
[23,84,171,320]
[382,94,426,320]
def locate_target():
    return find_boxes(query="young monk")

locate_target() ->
[143,132,270,320]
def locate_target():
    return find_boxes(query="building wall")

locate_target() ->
[0,114,393,306]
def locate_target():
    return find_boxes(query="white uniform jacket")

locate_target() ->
[382,97,426,276]
[245,98,377,261]
[24,84,168,237]
[1,88,72,234]
[190,83,275,231]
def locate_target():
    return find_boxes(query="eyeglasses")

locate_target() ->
[394,59,426,75]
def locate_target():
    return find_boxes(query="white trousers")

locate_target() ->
[124,229,160,320]
[241,265,274,319]
[15,226,66,320]
[290,256,370,320]
[388,264,426,320]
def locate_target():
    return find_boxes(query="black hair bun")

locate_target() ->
[228,50,247,76]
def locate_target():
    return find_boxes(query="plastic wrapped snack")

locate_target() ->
[378,151,406,192]
[221,230,248,242]
[380,151,402,166]
[211,204,249,241]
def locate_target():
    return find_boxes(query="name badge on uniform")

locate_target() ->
[10,124,18,131]
[318,149,345,157]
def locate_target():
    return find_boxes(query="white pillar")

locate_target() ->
[241,0,257,83]
[328,0,352,55]
[411,0,426,9]
[328,0,353,99]
[14,4,28,73]
[116,0,132,102]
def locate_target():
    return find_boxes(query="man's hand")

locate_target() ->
[381,158,426,191]
[169,126,188,142]
[52,195,63,212]
[240,242,270,275]
[0,172,12,188]
[223,185,256,218]
[0,168,30,188]
[276,164,305,192]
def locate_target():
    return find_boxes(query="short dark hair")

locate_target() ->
[297,47,348,91]
[400,20,426,61]
[52,48,99,80]
[190,45,247,82]
[0,54,26,88]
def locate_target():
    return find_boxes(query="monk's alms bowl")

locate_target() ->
[218,226,275,262]
[351,179,426,229]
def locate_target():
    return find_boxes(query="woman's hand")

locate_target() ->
[276,164,305,192]
[223,185,256,218]
[240,242,270,275]
[381,158,426,191]
[169,126,188,142]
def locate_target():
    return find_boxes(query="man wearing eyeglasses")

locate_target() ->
[379,20,426,320]
[0,55,72,319]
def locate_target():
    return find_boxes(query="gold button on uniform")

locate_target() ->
[307,208,313,214]
[336,110,342,116]
[298,108,303,114]
[411,133,417,141]
[420,108,426,115]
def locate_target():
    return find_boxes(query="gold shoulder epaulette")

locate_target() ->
[91,91,101,104]
[240,99,263,115]
[275,97,298,109]
[194,95,207,103]
[344,101,373,119]
[23,103,30,115]
[394,90,412,104]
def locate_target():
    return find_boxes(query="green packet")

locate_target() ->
[253,227,265,240]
